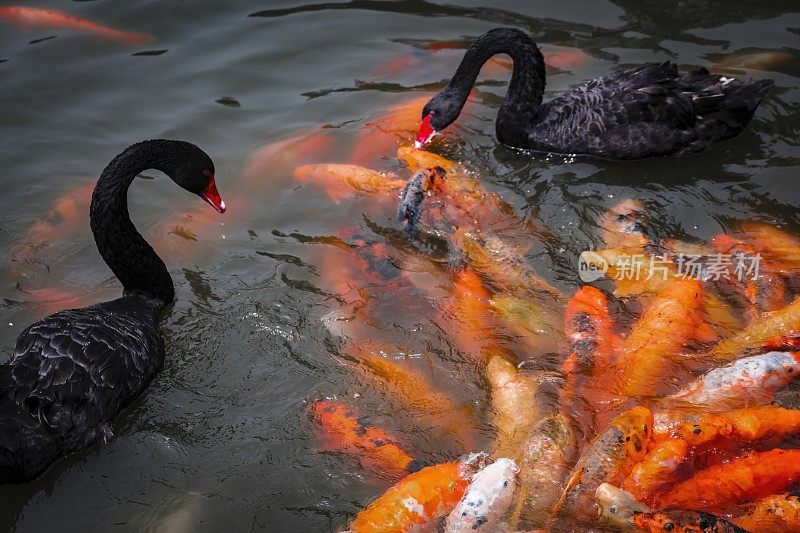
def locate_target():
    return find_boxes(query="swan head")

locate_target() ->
[415,89,462,149]
[170,142,225,214]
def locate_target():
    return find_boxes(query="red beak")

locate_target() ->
[201,175,226,213]
[414,113,437,149]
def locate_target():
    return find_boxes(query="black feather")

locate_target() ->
[424,28,774,159]
[0,140,216,483]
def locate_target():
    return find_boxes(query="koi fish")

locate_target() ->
[509,415,577,529]
[445,458,519,532]
[0,6,152,45]
[348,452,487,532]
[712,233,786,318]
[651,407,709,442]
[371,54,417,78]
[396,166,446,231]
[633,510,750,533]
[294,164,405,203]
[546,49,589,70]
[733,492,800,533]
[675,405,800,447]
[350,96,433,166]
[600,198,650,249]
[671,351,800,408]
[349,341,476,450]
[737,221,800,272]
[9,180,95,275]
[622,438,691,504]
[454,229,562,304]
[308,401,417,478]
[242,129,333,186]
[488,294,562,355]
[560,286,617,437]
[397,146,527,236]
[610,278,715,397]
[444,269,499,362]
[397,145,462,174]
[552,406,653,521]
[15,286,98,320]
[655,448,800,511]
[714,50,798,73]
[596,483,650,529]
[485,355,547,460]
[708,298,800,362]
[594,246,743,336]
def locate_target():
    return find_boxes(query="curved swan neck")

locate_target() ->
[448,28,546,140]
[89,141,178,310]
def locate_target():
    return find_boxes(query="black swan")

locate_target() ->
[414,27,774,159]
[0,140,225,483]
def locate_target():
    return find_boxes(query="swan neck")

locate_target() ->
[89,141,175,310]
[450,29,546,141]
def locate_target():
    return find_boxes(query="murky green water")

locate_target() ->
[0,1,798,531]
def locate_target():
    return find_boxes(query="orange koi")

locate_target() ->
[0,6,152,45]
[610,278,714,397]
[592,247,743,335]
[371,54,416,78]
[349,341,475,450]
[708,298,800,362]
[488,294,562,356]
[738,221,800,272]
[675,405,800,447]
[308,401,416,478]
[349,95,432,166]
[242,129,333,186]
[552,406,653,521]
[560,286,617,436]
[733,492,800,533]
[655,449,800,512]
[712,233,786,318]
[485,355,547,460]
[349,452,487,532]
[715,50,797,72]
[634,510,749,533]
[454,229,562,304]
[545,48,589,70]
[16,286,98,319]
[9,180,94,274]
[294,164,405,203]
[622,438,691,504]
[444,269,499,361]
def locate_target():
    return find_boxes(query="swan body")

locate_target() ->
[416,28,774,160]
[0,140,224,483]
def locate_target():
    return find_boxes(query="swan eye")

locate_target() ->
[202,169,211,177]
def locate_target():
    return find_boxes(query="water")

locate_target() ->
[0,1,798,531]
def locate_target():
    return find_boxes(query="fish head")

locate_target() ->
[614,406,654,457]
[596,483,649,527]
[397,145,458,174]
[457,451,488,478]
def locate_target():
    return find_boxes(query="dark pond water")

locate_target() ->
[0,0,798,531]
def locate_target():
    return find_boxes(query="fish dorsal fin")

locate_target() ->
[552,463,585,516]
